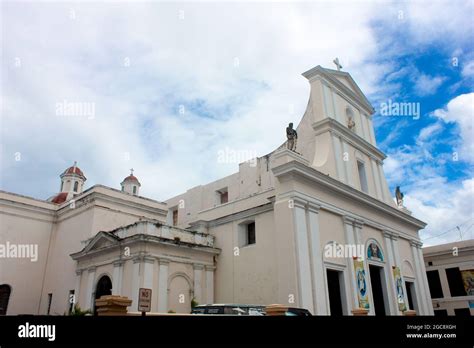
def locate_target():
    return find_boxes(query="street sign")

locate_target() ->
[138,288,152,313]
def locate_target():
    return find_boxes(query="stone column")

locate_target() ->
[292,198,315,314]
[112,261,124,296]
[383,231,398,315]
[410,241,428,314]
[307,202,327,315]
[357,110,367,139]
[391,234,409,313]
[205,265,215,304]
[367,116,376,145]
[143,257,154,290]
[158,259,169,312]
[331,132,344,182]
[193,264,204,304]
[342,141,354,187]
[415,245,434,315]
[361,114,371,143]
[370,158,382,200]
[74,270,82,307]
[85,267,96,310]
[354,220,363,245]
[131,257,141,311]
[343,216,359,311]
[438,267,451,300]
[376,161,388,203]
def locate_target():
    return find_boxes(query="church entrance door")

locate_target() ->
[94,275,112,315]
[326,269,344,316]
[0,285,11,315]
[369,265,387,315]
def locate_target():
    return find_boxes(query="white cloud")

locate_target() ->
[0,1,383,200]
[413,74,445,96]
[462,60,474,78]
[405,178,474,246]
[384,111,473,245]
[1,1,473,248]
[432,93,474,163]
[416,121,443,144]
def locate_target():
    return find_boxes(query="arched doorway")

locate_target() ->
[0,284,12,315]
[94,276,112,315]
[168,273,193,314]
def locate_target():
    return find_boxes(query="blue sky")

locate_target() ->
[1,0,473,245]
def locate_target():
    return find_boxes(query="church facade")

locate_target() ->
[0,65,434,315]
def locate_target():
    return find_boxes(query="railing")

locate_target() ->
[114,221,215,247]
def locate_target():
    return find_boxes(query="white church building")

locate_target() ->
[0,65,434,316]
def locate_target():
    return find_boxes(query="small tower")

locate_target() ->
[51,161,86,204]
[120,169,141,196]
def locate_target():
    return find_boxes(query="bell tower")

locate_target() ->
[120,169,141,196]
[59,161,86,194]
[294,63,397,208]
[50,161,86,204]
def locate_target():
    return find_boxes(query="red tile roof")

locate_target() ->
[122,175,140,184]
[61,165,86,180]
[51,192,69,204]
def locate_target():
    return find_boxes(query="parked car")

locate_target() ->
[191,304,312,316]
[192,304,265,315]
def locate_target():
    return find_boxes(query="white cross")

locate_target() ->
[130,168,134,175]
[333,57,343,71]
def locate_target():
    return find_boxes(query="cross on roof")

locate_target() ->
[130,168,134,175]
[333,57,343,71]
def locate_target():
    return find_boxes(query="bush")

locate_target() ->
[69,303,92,316]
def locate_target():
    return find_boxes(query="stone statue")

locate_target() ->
[286,122,298,151]
[395,186,404,207]
[348,117,355,131]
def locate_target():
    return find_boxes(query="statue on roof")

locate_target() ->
[395,186,404,207]
[286,122,298,151]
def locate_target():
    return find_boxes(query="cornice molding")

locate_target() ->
[272,160,426,230]
[313,118,386,161]
[71,233,221,261]
[206,202,274,228]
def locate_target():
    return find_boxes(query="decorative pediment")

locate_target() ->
[302,65,375,114]
[72,231,120,258]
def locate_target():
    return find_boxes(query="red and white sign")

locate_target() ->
[138,288,152,312]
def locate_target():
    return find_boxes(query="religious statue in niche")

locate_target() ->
[347,117,356,131]
[286,122,298,151]
[367,242,384,262]
[345,106,355,131]
[395,186,404,207]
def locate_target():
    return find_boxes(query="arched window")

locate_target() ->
[345,106,354,119]
[0,284,12,315]
[133,186,137,195]
[73,182,79,192]
[367,241,384,262]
